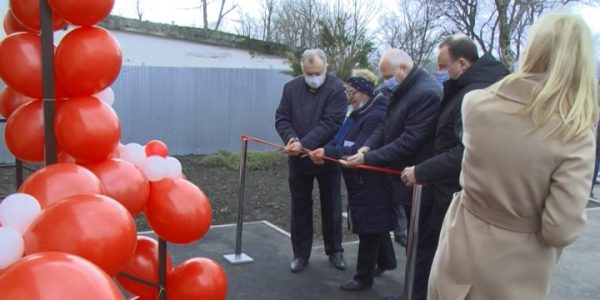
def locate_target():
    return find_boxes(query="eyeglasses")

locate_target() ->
[344,89,357,97]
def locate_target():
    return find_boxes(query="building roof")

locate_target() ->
[100,15,291,57]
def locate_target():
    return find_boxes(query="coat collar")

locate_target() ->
[491,73,545,105]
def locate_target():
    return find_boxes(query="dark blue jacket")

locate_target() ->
[275,73,347,174]
[324,92,397,234]
[415,54,509,205]
[364,67,442,205]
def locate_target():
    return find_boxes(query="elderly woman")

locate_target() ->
[427,12,598,299]
[309,69,397,291]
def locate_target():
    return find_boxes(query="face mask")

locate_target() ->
[447,60,463,80]
[437,70,450,82]
[305,73,325,89]
[384,77,400,90]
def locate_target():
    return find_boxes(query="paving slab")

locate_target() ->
[137,208,600,300]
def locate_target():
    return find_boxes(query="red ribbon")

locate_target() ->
[241,135,403,177]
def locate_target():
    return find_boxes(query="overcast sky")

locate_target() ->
[110,0,600,35]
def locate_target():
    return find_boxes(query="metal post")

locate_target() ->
[224,137,253,264]
[404,184,423,300]
[158,238,167,300]
[39,0,57,165]
[15,159,23,189]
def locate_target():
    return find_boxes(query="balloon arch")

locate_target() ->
[0,1,227,299]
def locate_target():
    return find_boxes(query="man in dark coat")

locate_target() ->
[400,35,510,299]
[341,49,441,300]
[275,48,348,273]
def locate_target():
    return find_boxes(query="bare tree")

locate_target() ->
[181,0,239,30]
[319,0,377,79]
[435,0,597,68]
[271,0,327,49]
[214,0,238,31]
[262,0,277,41]
[236,12,262,38]
[379,0,444,66]
[135,0,145,21]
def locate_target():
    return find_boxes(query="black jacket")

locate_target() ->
[415,54,510,205]
[364,67,442,205]
[324,92,396,234]
[275,73,347,174]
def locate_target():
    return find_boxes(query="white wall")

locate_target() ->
[0,1,289,70]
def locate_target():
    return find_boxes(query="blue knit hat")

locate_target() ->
[346,76,374,97]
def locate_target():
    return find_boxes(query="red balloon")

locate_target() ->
[9,0,68,32]
[145,178,212,244]
[116,236,174,298]
[4,99,44,163]
[18,163,104,208]
[0,252,124,300]
[167,258,228,300]
[145,140,169,158]
[55,26,122,97]
[3,9,30,34]
[24,194,137,277]
[0,87,34,118]
[48,0,115,26]
[0,32,42,98]
[55,96,120,162]
[57,151,77,163]
[86,158,150,216]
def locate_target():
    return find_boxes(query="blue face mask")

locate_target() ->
[437,70,449,81]
[384,77,399,90]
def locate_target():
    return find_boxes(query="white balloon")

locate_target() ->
[93,87,115,106]
[0,226,24,269]
[111,142,125,159]
[120,143,146,167]
[165,156,183,178]
[140,156,169,182]
[0,193,42,234]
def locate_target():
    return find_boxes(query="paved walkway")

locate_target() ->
[139,208,600,299]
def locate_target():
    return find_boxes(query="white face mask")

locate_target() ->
[304,73,326,89]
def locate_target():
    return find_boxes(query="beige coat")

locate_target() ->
[428,75,595,300]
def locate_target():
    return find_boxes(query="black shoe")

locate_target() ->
[340,279,371,291]
[289,257,308,273]
[328,252,346,270]
[373,266,385,277]
[394,230,408,247]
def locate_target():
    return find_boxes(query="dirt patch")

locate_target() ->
[0,154,358,246]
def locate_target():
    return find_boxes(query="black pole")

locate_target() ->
[39,0,57,165]
[404,184,423,300]
[15,158,23,189]
[158,238,167,300]
[234,138,249,256]
[223,137,253,264]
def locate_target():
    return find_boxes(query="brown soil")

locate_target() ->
[0,155,358,245]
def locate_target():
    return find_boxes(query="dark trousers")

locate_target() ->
[403,203,437,300]
[289,166,343,259]
[354,232,397,285]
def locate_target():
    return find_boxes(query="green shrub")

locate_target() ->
[199,150,285,170]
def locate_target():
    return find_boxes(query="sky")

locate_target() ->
[110,0,600,35]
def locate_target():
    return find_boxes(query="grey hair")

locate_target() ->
[301,48,328,65]
[380,49,413,69]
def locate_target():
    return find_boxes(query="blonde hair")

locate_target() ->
[351,68,378,84]
[508,12,598,139]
